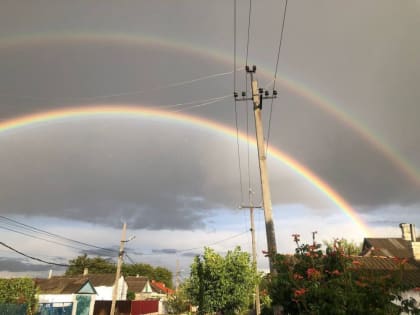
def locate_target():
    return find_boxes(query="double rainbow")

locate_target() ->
[0,105,370,235]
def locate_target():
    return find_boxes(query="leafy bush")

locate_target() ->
[268,235,419,315]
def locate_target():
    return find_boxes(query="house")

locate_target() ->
[150,280,175,296]
[35,277,97,315]
[125,277,174,314]
[359,223,420,309]
[361,223,420,258]
[125,275,154,300]
[35,273,128,315]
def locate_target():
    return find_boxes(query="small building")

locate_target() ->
[35,277,97,315]
[125,276,153,300]
[359,223,420,310]
[35,273,128,315]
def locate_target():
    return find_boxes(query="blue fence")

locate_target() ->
[37,303,73,315]
[0,303,27,315]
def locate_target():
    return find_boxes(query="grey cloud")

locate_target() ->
[0,0,418,231]
[0,258,65,272]
[151,249,178,254]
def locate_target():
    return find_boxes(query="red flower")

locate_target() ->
[293,288,307,297]
[331,269,341,276]
[306,268,321,280]
[293,273,304,280]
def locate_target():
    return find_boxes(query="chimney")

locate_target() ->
[399,223,416,241]
[83,268,88,276]
[48,270,53,279]
[400,223,420,260]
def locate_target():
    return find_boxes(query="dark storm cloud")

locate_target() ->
[0,0,419,229]
[0,258,65,272]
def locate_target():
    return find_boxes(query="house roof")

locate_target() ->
[150,280,174,295]
[125,276,149,293]
[351,256,420,287]
[361,238,420,258]
[35,274,118,294]
[80,274,116,287]
[35,277,96,294]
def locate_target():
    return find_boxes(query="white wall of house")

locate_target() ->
[94,277,128,300]
[38,293,74,304]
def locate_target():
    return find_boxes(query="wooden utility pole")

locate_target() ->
[236,65,278,274]
[111,223,126,315]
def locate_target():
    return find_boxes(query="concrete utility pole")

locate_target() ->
[235,65,278,275]
[240,202,261,315]
[111,223,127,315]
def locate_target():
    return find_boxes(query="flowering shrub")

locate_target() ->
[267,237,419,315]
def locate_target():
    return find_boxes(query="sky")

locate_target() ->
[0,0,420,278]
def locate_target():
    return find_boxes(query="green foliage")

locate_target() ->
[0,278,37,315]
[269,236,420,315]
[126,291,135,301]
[186,247,257,315]
[65,254,115,275]
[323,238,362,256]
[166,284,191,314]
[66,254,173,287]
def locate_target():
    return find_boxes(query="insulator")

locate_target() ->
[252,65,256,72]
[258,88,263,94]
[245,65,250,72]
[265,91,269,96]
[273,90,278,96]
[242,91,246,97]
[234,92,238,98]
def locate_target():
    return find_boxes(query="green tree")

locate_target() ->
[166,283,191,314]
[323,238,362,256]
[269,235,419,315]
[123,263,173,288]
[66,255,173,288]
[186,247,257,315]
[65,254,115,275]
[0,278,37,315]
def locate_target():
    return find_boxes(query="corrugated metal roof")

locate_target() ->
[362,238,414,258]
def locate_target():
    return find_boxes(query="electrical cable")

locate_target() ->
[233,0,244,204]
[0,241,69,267]
[266,0,289,155]
[0,216,116,253]
[244,0,253,206]
[175,230,250,254]
[172,95,230,113]
[0,70,238,102]
[0,224,88,251]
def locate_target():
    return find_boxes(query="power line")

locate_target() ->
[0,224,87,251]
[266,0,289,155]
[245,0,253,67]
[177,230,249,254]
[245,0,253,205]
[233,0,244,204]
[0,241,69,267]
[0,70,238,102]
[0,215,116,253]
[172,95,230,113]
